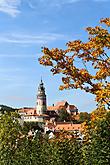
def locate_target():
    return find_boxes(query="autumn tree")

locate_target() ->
[39,17,110,110]
[39,18,110,164]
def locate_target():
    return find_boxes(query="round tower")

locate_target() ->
[36,79,47,115]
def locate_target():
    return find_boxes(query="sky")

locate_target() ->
[0,0,110,112]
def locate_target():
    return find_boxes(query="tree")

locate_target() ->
[23,122,43,134]
[0,105,16,114]
[0,112,45,165]
[39,17,110,110]
[82,110,110,165]
[78,112,91,123]
[0,112,22,165]
[39,17,110,164]
[49,138,82,165]
[57,108,70,122]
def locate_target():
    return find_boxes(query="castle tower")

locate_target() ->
[36,79,47,115]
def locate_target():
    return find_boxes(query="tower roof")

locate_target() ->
[37,79,46,97]
[38,79,45,91]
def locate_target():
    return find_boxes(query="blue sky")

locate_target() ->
[0,0,110,112]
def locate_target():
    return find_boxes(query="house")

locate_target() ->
[44,122,83,139]
[47,100,78,118]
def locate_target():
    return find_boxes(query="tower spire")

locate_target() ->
[41,77,43,84]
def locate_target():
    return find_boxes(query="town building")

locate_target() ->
[19,79,78,123]
[44,122,83,140]
[18,80,82,138]
[47,100,78,118]
[19,79,49,122]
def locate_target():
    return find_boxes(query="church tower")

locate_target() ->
[36,79,47,115]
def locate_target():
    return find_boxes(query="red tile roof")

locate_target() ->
[56,100,67,106]
[19,108,36,114]
[47,101,68,111]
[54,123,82,131]
[47,101,78,112]
[47,106,59,111]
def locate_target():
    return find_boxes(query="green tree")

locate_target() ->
[0,112,22,165]
[57,109,70,122]
[0,105,16,114]
[0,112,44,165]
[23,121,43,134]
[78,112,91,123]
[82,110,110,165]
[48,138,82,165]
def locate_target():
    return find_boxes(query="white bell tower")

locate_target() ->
[36,79,47,115]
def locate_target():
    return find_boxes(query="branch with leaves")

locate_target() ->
[39,18,110,109]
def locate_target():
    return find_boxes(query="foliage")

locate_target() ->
[0,112,82,165]
[0,111,109,164]
[78,112,91,123]
[0,112,22,165]
[82,110,110,165]
[48,138,82,165]
[39,17,110,110]
[0,105,16,114]
[39,17,110,164]
[57,108,71,122]
[23,122,43,134]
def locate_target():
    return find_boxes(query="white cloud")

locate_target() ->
[0,0,107,17]
[0,0,21,17]
[0,0,80,17]
[0,32,66,44]
[28,0,80,9]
